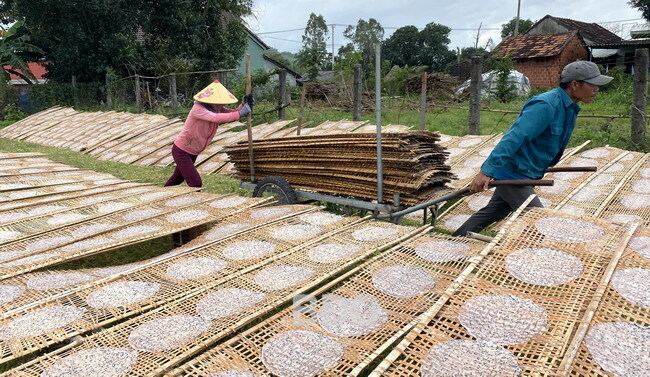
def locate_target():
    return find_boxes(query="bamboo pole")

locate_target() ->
[245,55,255,183]
[297,84,306,135]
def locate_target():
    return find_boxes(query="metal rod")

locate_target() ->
[377,179,554,219]
[375,42,384,204]
[546,166,597,172]
[244,55,256,183]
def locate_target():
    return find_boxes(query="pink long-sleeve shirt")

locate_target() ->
[173,102,242,155]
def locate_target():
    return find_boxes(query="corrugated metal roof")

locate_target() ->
[494,31,582,59]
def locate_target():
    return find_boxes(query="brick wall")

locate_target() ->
[514,37,589,88]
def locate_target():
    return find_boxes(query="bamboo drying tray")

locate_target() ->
[597,155,650,227]
[168,232,488,377]
[0,219,421,376]
[564,226,650,376]
[371,208,636,376]
[0,192,244,279]
[0,198,279,316]
[0,206,348,364]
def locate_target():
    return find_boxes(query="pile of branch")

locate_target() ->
[224,131,454,206]
[405,72,462,99]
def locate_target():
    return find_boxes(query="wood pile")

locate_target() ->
[405,72,462,99]
[224,131,454,206]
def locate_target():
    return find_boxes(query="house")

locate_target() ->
[586,23,650,73]
[492,31,588,88]
[526,15,622,68]
[238,27,301,85]
[5,61,47,85]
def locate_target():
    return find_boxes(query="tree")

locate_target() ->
[343,18,384,72]
[629,0,650,21]
[382,25,420,67]
[459,47,489,61]
[417,22,455,71]
[296,13,329,80]
[11,0,253,81]
[501,17,534,39]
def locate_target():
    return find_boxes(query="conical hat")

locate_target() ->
[193,80,238,104]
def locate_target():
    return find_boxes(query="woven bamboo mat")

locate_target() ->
[0,191,242,279]
[0,186,198,247]
[0,181,145,212]
[85,117,179,156]
[0,220,420,376]
[0,107,76,140]
[564,225,650,376]
[100,123,183,165]
[294,120,367,136]
[436,146,623,233]
[224,131,452,205]
[353,124,411,133]
[596,154,650,227]
[168,231,489,377]
[0,205,338,363]
[370,208,635,376]
[0,152,43,160]
[555,151,648,219]
[0,199,288,316]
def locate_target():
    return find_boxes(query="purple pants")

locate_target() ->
[165,144,202,187]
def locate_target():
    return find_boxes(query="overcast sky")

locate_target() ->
[244,0,645,54]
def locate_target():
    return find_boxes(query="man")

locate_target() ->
[452,60,613,237]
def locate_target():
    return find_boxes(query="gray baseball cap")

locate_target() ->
[560,61,613,85]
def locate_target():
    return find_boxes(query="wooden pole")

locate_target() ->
[353,64,362,121]
[105,73,112,108]
[145,81,151,109]
[245,55,256,183]
[135,74,141,113]
[297,84,306,135]
[71,75,78,108]
[631,48,648,149]
[419,71,428,130]
[278,69,287,120]
[170,73,178,111]
[468,56,482,135]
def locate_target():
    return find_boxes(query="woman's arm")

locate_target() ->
[190,102,240,123]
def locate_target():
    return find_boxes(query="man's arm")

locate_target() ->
[480,99,556,178]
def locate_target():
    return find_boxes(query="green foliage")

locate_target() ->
[383,65,427,95]
[343,18,384,74]
[491,55,517,102]
[382,25,421,67]
[459,47,488,62]
[501,17,535,38]
[230,69,276,102]
[296,13,329,80]
[12,0,252,81]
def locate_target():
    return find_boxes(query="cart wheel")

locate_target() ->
[253,176,298,205]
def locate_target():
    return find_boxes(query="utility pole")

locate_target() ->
[514,0,521,36]
[331,24,335,67]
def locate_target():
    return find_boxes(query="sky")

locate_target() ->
[244,0,645,55]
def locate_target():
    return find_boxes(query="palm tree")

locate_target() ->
[0,20,44,100]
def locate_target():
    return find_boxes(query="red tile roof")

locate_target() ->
[4,61,47,81]
[493,31,583,59]
[538,15,622,45]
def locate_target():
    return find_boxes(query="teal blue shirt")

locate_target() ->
[481,88,580,179]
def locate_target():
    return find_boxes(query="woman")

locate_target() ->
[165,80,253,188]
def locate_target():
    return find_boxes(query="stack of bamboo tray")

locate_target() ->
[224,131,453,206]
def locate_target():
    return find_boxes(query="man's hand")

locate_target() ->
[469,172,492,192]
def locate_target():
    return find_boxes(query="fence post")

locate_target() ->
[297,84,307,135]
[170,73,178,111]
[353,64,362,121]
[105,73,112,108]
[419,71,428,130]
[278,69,287,120]
[135,74,141,113]
[468,56,482,135]
[632,48,648,149]
[71,75,78,108]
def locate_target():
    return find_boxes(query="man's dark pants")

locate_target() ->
[452,184,543,237]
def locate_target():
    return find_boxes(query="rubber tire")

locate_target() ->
[252,176,298,205]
